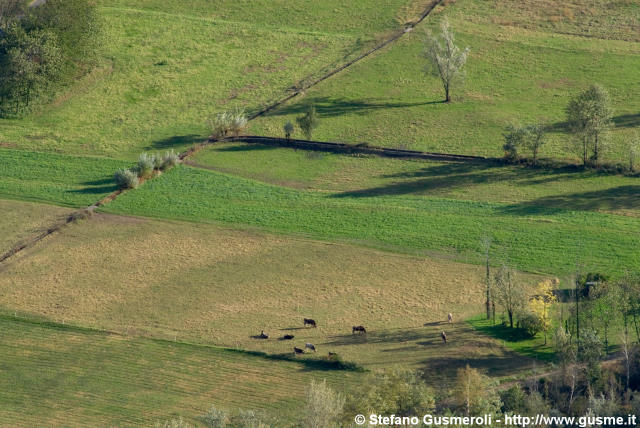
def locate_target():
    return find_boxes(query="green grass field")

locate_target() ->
[190,143,640,216]
[1,0,638,424]
[250,0,640,162]
[0,0,426,159]
[102,163,640,276]
[0,315,357,427]
[0,148,126,207]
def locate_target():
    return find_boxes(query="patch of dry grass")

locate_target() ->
[0,213,540,380]
[0,316,354,426]
[0,199,73,253]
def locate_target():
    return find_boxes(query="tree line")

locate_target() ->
[0,0,99,116]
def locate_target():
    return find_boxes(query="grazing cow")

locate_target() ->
[305,343,316,352]
[258,330,269,339]
[352,325,367,334]
[282,334,294,340]
[441,331,447,344]
[448,313,453,324]
[304,318,317,328]
[328,352,337,357]
[293,347,304,355]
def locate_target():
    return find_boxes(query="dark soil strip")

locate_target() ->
[248,0,445,120]
[210,135,488,162]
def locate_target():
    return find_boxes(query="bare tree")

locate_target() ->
[480,236,492,320]
[493,265,527,328]
[423,20,470,103]
[303,380,344,428]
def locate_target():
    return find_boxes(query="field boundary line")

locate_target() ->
[248,0,445,120]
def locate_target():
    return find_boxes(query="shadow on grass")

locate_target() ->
[228,348,365,372]
[213,144,278,152]
[498,185,640,215]
[266,96,444,118]
[329,161,640,215]
[549,112,640,133]
[148,134,206,150]
[68,184,118,195]
[468,317,555,363]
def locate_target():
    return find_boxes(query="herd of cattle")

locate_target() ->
[255,313,454,355]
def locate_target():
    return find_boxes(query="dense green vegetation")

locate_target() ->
[103,164,640,275]
[0,0,99,115]
[0,148,126,207]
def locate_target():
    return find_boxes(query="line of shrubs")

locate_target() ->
[114,150,179,189]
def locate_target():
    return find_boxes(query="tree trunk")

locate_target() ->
[508,310,513,328]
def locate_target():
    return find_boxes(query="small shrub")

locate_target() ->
[296,106,319,140]
[202,405,228,427]
[160,150,179,170]
[518,312,544,338]
[284,121,294,140]
[229,111,248,137]
[114,168,139,189]
[208,112,233,138]
[136,153,156,178]
[503,124,526,162]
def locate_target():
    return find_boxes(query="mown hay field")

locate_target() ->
[0,213,537,377]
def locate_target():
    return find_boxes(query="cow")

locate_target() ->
[441,331,447,344]
[448,313,453,324]
[293,347,304,355]
[282,334,294,340]
[305,343,316,352]
[352,325,367,334]
[258,330,269,339]
[304,318,317,328]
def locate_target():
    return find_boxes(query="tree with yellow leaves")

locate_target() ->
[529,279,558,345]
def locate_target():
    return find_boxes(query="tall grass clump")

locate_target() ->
[136,153,156,178]
[159,150,179,170]
[208,110,248,138]
[114,169,139,189]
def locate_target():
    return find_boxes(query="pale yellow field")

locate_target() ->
[0,199,73,253]
[0,213,540,379]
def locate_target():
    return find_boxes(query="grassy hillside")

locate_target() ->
[102,164,640,275]
[0,213,538,375]
[0,200,72,253]
[250,0,640,162]
[0,149,126,207]
[0,0,426,159]
[0,316,356,426]
[190,143,640,216]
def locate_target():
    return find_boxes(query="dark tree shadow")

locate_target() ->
[213,144,278,152]
[613,113,640,128]
[549,112,640,133]
[148,134,206,150]
[68,185,117,195]
[82,178,113,186]
[499,185,640,215]
[266,96,444,118]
